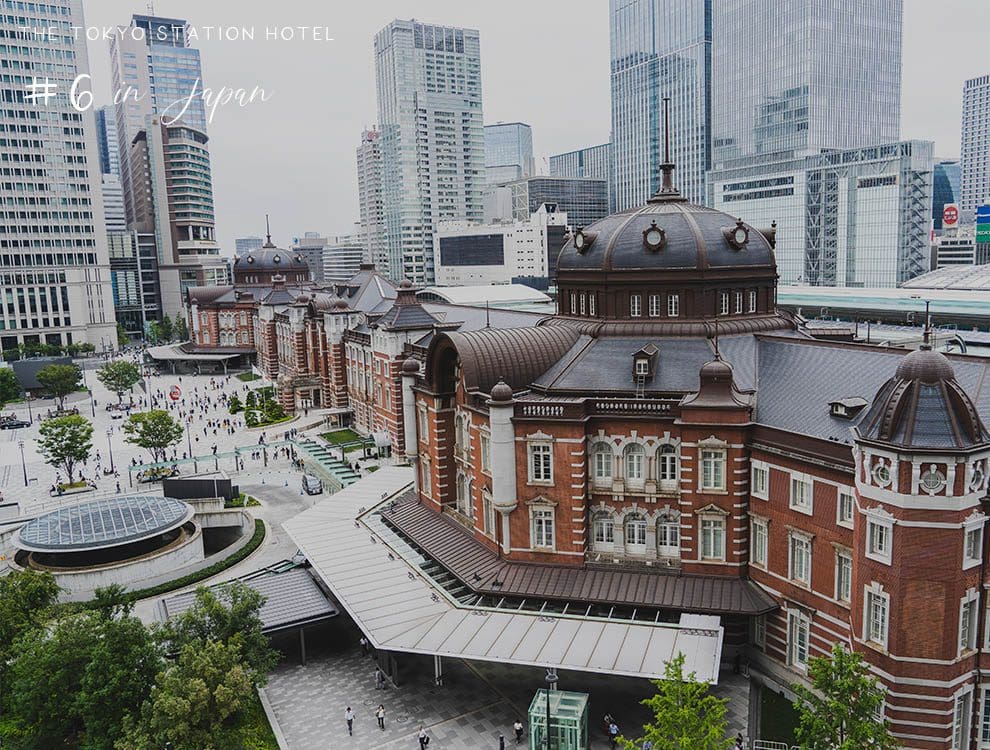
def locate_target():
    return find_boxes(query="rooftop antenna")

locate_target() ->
[660,96,675,194]
[265,214,272,247]
[485,299,491,328]
[147,2,155,14]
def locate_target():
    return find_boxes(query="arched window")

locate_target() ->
[625,513,647,554]
[658,444,678,487]
[592,512,614,549]
[657,511,680,558]
[624,444,645,484]
[454,413,469,454]
[456,472,472,517]
[591,443,613,483]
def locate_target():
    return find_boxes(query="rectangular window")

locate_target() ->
[579,293,586,316]
[867,519,892,563]
[479,433,491,474]
[748,290,757,313]
[836,550,852,603]
[630,294,642,317]
[953,692,971,750]
[790,475,812,513]
[789,534,812,585]
[866,588,889,647]
[648,294,661,317]
[569,292,577,313]
[837,490,854,528]
[529,443,552,482]
[719,291,729,315]
[752,615,766,649]
[589,295,596,316]
[751,518,768,567]
[420,461,432,496]
[667,294,679,317]
[700,517,725,560]
[418,407,428,441]
[532,508,554,549]
[961,596,978,653]
[979,689,990,745]
[752,464,769,499]
[592,448,612,481]
[964,527,983,569]
[787,611,810,669]
[701,449,726,491]
[734,290,743,314]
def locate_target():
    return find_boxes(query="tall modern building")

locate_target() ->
[711,0,902,166]
[932,159,961,232]
[356,128,388,272]
[609,0,712,209]
[484,122,534,186]
[485,176,609,230]
[291,233,331,283]
[0,0,117,355]
[960,75,990,218]
[110,14,208,226]
[374,20,484,284]
[95,105,120,176]
[235,237,265,256]
[323,231,366,283]
[549,143,611,182]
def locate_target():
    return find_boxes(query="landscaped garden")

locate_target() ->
[320,428,373,453]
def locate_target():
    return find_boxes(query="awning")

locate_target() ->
[283,467,725,683]
[372,431,392,448]
[146,344,250,362]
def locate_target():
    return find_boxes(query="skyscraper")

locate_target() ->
[110,15,207,225]
[0,0,117,355]
[484,122,534,186]
[960,75,990,218]
[235,237,265,256]
[549,143,611,183]
[711,0,901,165]
[609,0,712,209]
[95,105,120,176]
[932,159,961,232]
[375,20,484,284]
[356,128,388,272]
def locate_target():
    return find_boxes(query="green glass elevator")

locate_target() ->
[527,689,589,750]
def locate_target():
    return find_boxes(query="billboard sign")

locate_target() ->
[942,204,959,227]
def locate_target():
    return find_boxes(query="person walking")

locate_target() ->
[374,667,385,690]
[608,720,619,749]
[418,725,429,748]
[376,704,385,730]
[513,719,524,745]
[345,706,354,736]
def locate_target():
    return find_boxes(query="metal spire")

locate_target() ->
[649,97,683,202]
[265,214,273,247]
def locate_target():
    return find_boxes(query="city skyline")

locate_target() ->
[80,0,987,257]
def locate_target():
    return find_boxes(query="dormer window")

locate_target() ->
[635,358,649,376]
[829,397,868,419]
[631,343,659,380]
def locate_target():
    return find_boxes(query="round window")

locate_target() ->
[971,464,986,493]
[919,464,946,494]
[872,462,891,487]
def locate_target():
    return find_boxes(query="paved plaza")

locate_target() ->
[263,616,750,750]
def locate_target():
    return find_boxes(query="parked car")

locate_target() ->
[0,415,30,429]
[301,474,323,495]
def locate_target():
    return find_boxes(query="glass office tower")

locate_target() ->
[485,122,534,186]
[960,75,990,217]
[711,0,901,166]
[610,0,712,209]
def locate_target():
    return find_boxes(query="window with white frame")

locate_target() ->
[648,294,661,317]
[748,290,757,313]
[479,433,491,474]
[835,549,852,603]
[455,472,472,517]
[420,460,431,496]
[961,592,979,654]
[751,463,769,499]
[591,443,613,482]
[787,610,810,669]
[788,532,812,585]
[625,514,647,552]
[658,444,678,484]
[579,293,586,316]
[630,294,642,317]
[866,517,892,564]
[657,512,680,557]
[700,448,726,491]
[751,518,768,567]
[700,516,725,560]
[964,524,984,570]
[454,413,469,454]
[528,443,552,483]
[570,292,577,313]
[865,585,889,648]
[789,474,812,514]
[667,294,680,317]
[979,689,990,745]
[837,489,855,528]
[531,506,554,549]
[483,492,495,537]
[752,615,766,649]
[589,294,596,316]
[734,290,743,314]
[953,691,972,750]
[719,291,729,315]
[624,444,645,483]
[592,512,614,547]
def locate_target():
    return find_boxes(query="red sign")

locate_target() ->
[943,204,959,227]
[169,385,182,401]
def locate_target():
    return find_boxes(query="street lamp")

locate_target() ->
[910,294,933,345]
[18,439,27,487]
[545,668,558,750]
[25,392,32,423]
[106,427,115,473]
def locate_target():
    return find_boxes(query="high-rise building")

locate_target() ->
[95,105,119,176]
[712,0,901,166]
[960,75,990,218]
[102,177,127,234]
[375,20,484,284]
[610,0,712,209]
[128,119,228,317]
[356,128,388,272]
[235,237,265,256]
[110,14,207,225]
[291,233,331,283]
[323,232,366,283]
[933,160,961,232]
[485,176,609,230]
[549,143,611,183]
[0,0,117,356]
[484,122,534,187]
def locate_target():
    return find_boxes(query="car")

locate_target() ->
[0,416,30,430]
[110,410,124,419]
[301,474,323,495]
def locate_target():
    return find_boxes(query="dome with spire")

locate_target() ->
[232,217,310,284]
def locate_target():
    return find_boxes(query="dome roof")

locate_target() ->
[234,246,308,272]
[857,348,989,450]
[489,380,514,403]
[557,200,776,274]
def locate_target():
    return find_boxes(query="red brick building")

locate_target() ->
[393,171,990,748]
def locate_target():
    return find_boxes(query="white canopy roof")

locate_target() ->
[417,284,551,306]
[284,467,724,683]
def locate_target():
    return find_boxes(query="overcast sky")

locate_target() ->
[80,0,986,254]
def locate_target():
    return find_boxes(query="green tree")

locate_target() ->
[146,321,162,345]
[227,393,243,414]
[618,652,732,750]
[122,410,183,463]
[159,582,277,679]
[793,642,898,750]
[174,312,189,342]
[36,363,81,411]
[37,414,92,485]
[0,570,59,688]
[0,367,21,407]
[158,315,174,343]
[115,640,255,750]
[97,360,141,404]
[116,322,130,347]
